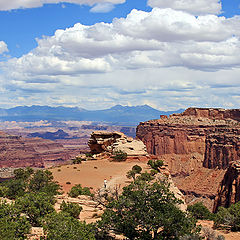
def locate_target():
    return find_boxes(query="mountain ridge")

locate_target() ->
[0,105,184,126]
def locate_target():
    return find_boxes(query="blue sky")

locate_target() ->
[0,0,240,110]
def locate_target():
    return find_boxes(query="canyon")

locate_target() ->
[136,107,240,210]
[0,130,79,168]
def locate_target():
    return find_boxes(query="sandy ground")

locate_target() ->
[50,160,240,239]
[50,159,149,194]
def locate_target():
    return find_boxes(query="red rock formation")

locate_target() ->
[204,133,240,169]
[213,161,240,212]
[88,131,125,154]
[0,131,75,168]
[180,107,240,122]
[137,108,240,170]
[136,107,240,210]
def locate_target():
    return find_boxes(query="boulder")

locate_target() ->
[88,131,148,156]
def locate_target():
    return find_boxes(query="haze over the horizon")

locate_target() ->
[0,0,239,111]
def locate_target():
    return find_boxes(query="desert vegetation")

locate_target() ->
[0,168,95,239]
[68,184,93,198]
[111,150,127,161]
[0,165,238,240]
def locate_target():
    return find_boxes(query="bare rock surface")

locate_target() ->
[88,131,148,156]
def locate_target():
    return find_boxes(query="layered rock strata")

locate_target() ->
[137,108,240,171]
[136,108,240,209]
[0,131,75,168]
[88,131,148,156]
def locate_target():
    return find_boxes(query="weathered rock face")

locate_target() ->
[204,133,240,169]
[137,108,240,170]
[0,131,75,168]
[88,131,148,156]
[213,161,240,212]
[136,107,240,210]
[88,131,125,154]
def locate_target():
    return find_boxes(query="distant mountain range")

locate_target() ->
[0,105,184,126]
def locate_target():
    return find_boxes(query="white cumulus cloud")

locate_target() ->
[0,0,125,11]
[0,41,8,54]
[3,8,240,79]
[1,7,240,109]
[148,0,222,15]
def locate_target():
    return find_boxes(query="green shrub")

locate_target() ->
[147,159,164,172]
[60,201,82,219]
[214,202,240,231]
[68,184,93,198]
[132,165,142,174]
[112,150,127,162]
[126,165,142,181]
[187,202,215,220]
[72,157,82,164]
[85,153,93,158]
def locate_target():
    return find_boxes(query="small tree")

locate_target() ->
[1,179,26,199]
[60,201,82,219]
[42,212,96,240]
[15,192,55,226]
[214,202,240,231]
[97,175,200,240]
[126,165,142,181]
[28,170,61,196]
[187,202,215,220]
[0,201,31,239]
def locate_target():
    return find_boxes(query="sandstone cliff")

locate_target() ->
[137,108,240,171]
[213,161,240,212]
[136,108,240,210]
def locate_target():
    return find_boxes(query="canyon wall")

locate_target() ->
[137,108,240,171]
[0,131,75,168]
[136,108,240,210]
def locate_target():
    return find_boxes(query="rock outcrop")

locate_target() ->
[137,108,240,171]
[136,107,240,210]
[213,161,240,212]
[88,131,148,156]
[0,131,76,168]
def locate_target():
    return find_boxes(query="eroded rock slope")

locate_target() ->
[136,108,240,210]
